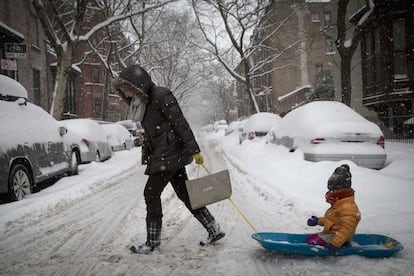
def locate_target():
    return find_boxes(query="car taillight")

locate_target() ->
[82,139,90,147]
[377,136,385,149]
[311,138,325,144]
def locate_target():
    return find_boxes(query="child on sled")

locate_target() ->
[306,164,361,254]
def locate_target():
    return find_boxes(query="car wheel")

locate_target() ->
[123,143,126,150]
[95,151,101,162]
[8,163,32,201]
[69,151,79,175]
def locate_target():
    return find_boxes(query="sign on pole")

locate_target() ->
[1,59,17,71]
[5,43,27,58]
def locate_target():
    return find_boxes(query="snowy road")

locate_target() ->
[0,136,412,275]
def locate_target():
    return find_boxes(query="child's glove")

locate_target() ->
[325,243,339,254]
[192,153,204,165]
[307,216,319,226]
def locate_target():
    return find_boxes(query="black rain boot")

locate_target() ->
[194,208,225,246]
[130,220,162,254]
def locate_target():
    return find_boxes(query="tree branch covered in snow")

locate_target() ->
[191,0,306,114]
[31,0,177,119]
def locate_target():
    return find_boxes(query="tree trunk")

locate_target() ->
[244,62,260,113]
[245,81,260,114]
[51,48,74,120]
[340,55,352,106]
[102,68,110,121]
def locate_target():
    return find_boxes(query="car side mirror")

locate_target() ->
[17,98,27,106]
[59,126,68,136]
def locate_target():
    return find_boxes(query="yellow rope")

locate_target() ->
[200,164,260,236]
[227,197,259,234]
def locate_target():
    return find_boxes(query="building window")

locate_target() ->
[364,27,383,92]
[316,64,323,74]
[374,28,382,82]
[32,69,41,105]
[365,32,373,85]
[325,37,334,54]
[93,67,100,83]
[311,13,320,22]
[95,98,102,118]
[393,19,407,79]
[65,80,76,114]
[324,11,332,26]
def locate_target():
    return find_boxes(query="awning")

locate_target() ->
[403,117,414,125]
[0,20,25,43]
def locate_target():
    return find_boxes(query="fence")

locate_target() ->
[378,115,414,144]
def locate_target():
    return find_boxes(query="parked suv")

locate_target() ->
[0,75,80,201]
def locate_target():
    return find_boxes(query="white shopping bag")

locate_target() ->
[185,169,232,209]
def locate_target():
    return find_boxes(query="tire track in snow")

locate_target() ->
[193,138,277,276]
[0,166,147,275]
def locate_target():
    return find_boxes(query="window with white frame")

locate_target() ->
[311,13,320,22]
[325,37,334,54]
[324,11,332,26]
[393,19,407,79]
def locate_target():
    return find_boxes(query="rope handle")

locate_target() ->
[198,164,260,236]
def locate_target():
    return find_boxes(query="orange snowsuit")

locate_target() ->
[317,195,361,248]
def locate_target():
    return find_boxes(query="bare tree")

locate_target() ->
[190,0,304,114]
[336,0,371,106]
[31,0,176,120]
[135,10,213,107]
[87,3,213,110]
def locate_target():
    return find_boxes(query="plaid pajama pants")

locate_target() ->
[144,167,216,245]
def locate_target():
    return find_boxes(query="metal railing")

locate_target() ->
[378,115,414,144]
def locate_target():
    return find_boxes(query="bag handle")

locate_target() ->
[201,164,210,174]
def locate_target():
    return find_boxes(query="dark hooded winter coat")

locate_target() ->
[141,86,200,174]
[115,65,200,174]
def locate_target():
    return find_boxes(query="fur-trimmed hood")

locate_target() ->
[114,65,153,103]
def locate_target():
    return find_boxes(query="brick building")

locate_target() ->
[357,0,414,139]
[236,0,377,120]
[0,1,53,110]
[0,1,127,122]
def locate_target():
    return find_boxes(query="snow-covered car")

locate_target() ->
[225,121,243,136]
[214,120,228,133]
[59,119,112,163]
[101,123,134,152]
[271,101,386,169]
[199,124,215,134]
[239,112,282,144]
[0,75,80,201]
[116,120,144,147]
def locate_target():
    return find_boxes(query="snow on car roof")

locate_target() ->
[0,100,61,148]
[275,101,383,138]
[59,118,108,143]
[116,120,140,131]
[0,74,28,98]
[243,112,281,133]
[102,123,131,140]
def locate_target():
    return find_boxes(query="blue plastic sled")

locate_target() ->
[252,232,403,258]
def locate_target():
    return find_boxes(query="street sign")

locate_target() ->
[1,59,17,70]
[5,43,27,58]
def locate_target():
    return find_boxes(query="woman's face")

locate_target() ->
[123,89,134,98]
[118,83,135,98]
